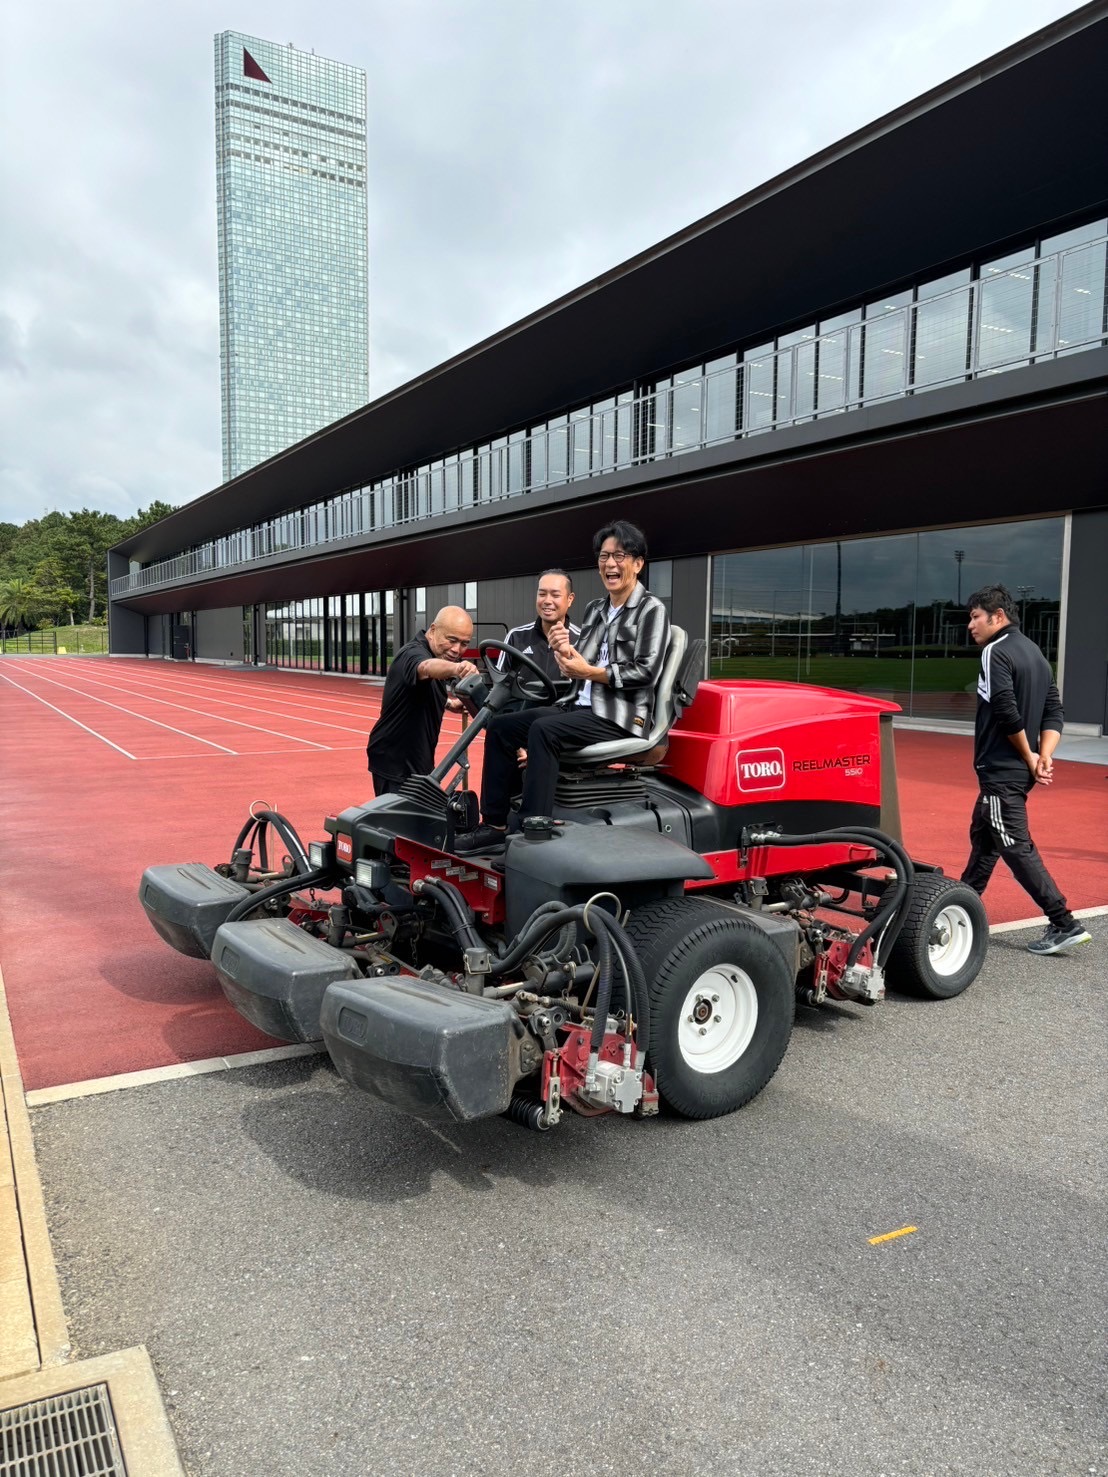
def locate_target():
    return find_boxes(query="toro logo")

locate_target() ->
[736,747,786,792]
[336,833,353,864]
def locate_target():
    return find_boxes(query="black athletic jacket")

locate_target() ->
[973,625,1064,783]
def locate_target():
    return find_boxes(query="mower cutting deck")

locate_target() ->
[140,634,988,1130]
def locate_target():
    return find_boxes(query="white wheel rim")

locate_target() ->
[677,964,758,1073]
[927,904,975,977]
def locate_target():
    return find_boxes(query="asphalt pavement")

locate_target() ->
[30,916,1107,1477]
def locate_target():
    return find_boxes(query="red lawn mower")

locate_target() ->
[140,630,988,1130]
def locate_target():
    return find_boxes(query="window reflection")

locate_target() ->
[710,518,1062,720]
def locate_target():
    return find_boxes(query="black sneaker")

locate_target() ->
[1026,922,1092,955]
[453,823,508,856]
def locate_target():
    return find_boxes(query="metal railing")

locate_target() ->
[113,235,1108,597]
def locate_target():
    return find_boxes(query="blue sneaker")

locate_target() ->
[1026,922,1092,955]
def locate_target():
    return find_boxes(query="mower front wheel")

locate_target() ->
[625,898,795,1120]
[885,874,988,999]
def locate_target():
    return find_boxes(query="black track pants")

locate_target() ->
[960,779,1073,928]
[481,707,627,825]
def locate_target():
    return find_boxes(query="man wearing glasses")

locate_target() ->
[456,520,669,853]
[366,606,478,796]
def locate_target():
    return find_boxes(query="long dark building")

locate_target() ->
[110,5,1108,733]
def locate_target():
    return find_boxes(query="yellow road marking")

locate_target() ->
[868,1225,918,1245]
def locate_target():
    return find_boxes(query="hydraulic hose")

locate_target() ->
[225,865,333,923]
[415,877,485,956]
[493,904,584,976]
[744,826,911,967]
[587,921,614,1057]
[253,810,313,877]
[230,809,312,878]
[491,899,650,1058]
[593,909,650,1059]
[229,816,270,875]
[838,827,917,963]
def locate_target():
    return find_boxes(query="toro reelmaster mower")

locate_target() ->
[140,629,988,1131]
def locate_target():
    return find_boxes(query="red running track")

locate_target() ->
[1,658,1104,1090]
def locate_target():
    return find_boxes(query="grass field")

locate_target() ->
[710,655,979,693]
[0,625,109,656]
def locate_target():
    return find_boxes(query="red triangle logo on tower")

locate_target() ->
[243,48,271,83]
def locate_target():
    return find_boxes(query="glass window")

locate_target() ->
[704,355,737,443]
[778,326,817,420]
[1041,221,1107,355]
[977,249,1036,371]
[710,518,1063,719]
[742,343,776,433]
[913,270,972,388]
[862,292,911,401]
[671,369,703,451]
[464,582,477,613]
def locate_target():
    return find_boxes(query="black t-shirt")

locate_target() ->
[366,632,448,782]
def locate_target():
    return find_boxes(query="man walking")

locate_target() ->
[366,606,477,796]
[960,583,1090,955]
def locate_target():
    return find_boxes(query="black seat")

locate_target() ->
[560,625,704,768]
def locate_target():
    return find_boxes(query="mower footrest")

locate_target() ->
[212,917,360,1042]
[321,976,523,1124]
[139,863,251,959]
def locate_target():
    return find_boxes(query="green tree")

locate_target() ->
[122,500,177,536]
[32,558,79,625]
[0,576,44,632]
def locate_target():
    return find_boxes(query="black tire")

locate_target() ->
[624,896,795,1120]
[884,874,988,999]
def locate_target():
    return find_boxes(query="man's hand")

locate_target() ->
[445,695,464,712]
[1034,753,1054,785]
[516,748,527,768]
[554,646,594,681]
[455,659,478,680]
[547,621,571,655]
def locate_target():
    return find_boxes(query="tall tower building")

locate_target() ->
[214,32,368,481]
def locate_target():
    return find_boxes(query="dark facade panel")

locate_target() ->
[1063,508,1108,726]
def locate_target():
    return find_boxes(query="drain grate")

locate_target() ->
[0,1383,126,1476]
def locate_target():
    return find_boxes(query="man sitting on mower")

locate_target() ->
[456,519,669,853]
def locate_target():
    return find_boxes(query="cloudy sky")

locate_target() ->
[0,0,1082,526]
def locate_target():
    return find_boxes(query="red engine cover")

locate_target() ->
[666,680,899,812]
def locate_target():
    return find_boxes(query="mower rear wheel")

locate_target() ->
[885,874,988,999]
[625,897,794,1119]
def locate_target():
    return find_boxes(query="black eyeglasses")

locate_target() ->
[597,550,634,566]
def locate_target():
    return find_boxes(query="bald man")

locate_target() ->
[366,605,477,796]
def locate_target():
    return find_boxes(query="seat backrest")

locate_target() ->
[561,624,696,765]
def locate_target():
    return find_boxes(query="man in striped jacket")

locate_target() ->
[456,519,669,854]
[961,583,1090,955]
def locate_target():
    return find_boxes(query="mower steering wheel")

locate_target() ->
[478,638,560,704]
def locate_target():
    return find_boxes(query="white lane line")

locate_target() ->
[1,660,238,754]
[5,660,332,752]
[0,670,139,758]
[48,664,370,735]
[989,903,1108,933]
[25,1042,326,1106]
[131,746,368,760]
[102,666,382,722]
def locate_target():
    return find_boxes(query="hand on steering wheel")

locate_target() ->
[478,639,560,704]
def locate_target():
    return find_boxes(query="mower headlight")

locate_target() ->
[308,840,335,871]
[355,858,390,890]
